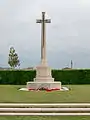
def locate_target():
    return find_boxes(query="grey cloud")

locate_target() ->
[0,0,90,68]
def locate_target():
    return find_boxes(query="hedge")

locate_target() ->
[0,70,35,85]
[0,69,90,85]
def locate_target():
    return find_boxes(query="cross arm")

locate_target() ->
[36,19,51,23]
[45,19,51,23]
[36,19,42,23]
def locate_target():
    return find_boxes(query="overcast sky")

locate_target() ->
[0,0,90,68]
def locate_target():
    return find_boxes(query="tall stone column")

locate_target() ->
[41,12,46,65]
[37,12,51,66]
[34,12,53,82]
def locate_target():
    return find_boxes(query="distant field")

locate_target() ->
[0,116,90,120]
[0,85,90,103]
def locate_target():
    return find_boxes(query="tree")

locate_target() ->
[8,47,20,69]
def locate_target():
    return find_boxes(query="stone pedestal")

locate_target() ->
[27,82,61,90]
[34,65,54,82]
[26,64,61,90]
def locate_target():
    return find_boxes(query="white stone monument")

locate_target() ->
[27,12,61,90]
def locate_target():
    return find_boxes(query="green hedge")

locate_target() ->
[0,70,36,85]
[0,69,90,85]
[52,69,90,84]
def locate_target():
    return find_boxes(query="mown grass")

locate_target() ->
[0,116,90,120]
[0,85,90,119]
[0,85,90,103]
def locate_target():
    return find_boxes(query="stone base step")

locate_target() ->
[26,82,61,90]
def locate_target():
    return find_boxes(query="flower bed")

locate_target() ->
[28,87,60,92]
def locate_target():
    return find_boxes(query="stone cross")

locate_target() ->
[27,12,61,90]
[36,12,51,65]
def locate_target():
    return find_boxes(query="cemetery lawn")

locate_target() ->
[0,116,90,120]
[0,85,90,103]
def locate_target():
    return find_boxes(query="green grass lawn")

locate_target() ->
[0,85,90,120]
[0,85,90,103]
[0,116,90,120]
